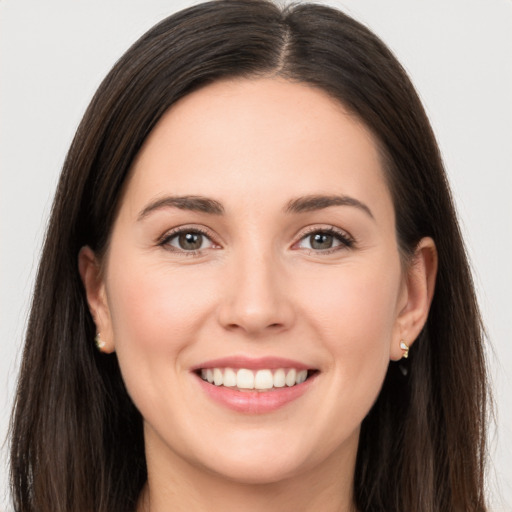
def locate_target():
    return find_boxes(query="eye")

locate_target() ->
[160,228,216,253]
[295,227,354,252]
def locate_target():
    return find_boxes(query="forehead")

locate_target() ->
[124,77,392,219]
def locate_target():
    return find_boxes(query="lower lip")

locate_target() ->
[194,373,317,414]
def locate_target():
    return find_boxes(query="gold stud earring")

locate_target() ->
[95,332,106,352]
[400,340,409,359]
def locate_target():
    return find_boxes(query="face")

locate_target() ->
[82,78,427,487]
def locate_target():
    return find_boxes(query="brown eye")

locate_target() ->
[309,233,334,250]
[165,230,214,252]
[178,232,203,250]
[296,228,353,252]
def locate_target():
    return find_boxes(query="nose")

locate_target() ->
[216,251,295,336]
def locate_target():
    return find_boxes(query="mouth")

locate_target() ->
[192,356,319,413]
[196,367,318,392]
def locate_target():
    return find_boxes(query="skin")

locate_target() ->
[80,78,437,512]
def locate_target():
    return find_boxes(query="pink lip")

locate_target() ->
[191,356,318,414]
[191,355,311,371]
[195,376,317,414]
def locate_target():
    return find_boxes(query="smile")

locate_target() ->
[193,357,319,413]
[199,367,310,391]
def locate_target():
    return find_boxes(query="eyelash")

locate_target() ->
[158,226,217,257]
[157,225,355,256]
[294,226,355,254]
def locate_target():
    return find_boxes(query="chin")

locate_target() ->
[188,427,332,486]
[201,454,309,486]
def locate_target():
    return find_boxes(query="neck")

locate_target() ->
[138,473,356,512]
[137,430,358,512]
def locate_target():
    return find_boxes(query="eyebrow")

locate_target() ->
[285,194,374,219]
[137,193,373,221]
[138,195,225,220]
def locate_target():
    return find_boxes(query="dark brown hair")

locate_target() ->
[10,1,489,510]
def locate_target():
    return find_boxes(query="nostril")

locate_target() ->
[216,293,295,335]
[224,321,283,332]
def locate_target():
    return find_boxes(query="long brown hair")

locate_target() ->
[9,1,489,510]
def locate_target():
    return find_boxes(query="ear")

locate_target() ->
[390,237,438,360]
[78,246,115,353]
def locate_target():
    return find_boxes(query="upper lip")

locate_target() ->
[191,356,313,371]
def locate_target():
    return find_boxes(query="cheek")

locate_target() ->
[300,259,400,344]
[297,258,401,400]
[107,256,215,342]
[104,256,218,399]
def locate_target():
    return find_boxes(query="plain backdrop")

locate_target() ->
[1,0,511,510]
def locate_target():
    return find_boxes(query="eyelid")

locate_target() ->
[156,223,354,255]
[292,224,355,252]
[157,224,221,253]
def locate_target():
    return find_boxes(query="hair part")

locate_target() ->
[10,1,489,511]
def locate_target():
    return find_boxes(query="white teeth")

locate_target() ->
[273,368,286,388]
[285,368,296,387]
[296,369,308,384]
[223,368,237,387]
[213,368,223,386]
[200,367,311,390]
[236,369,255,389]
[254,369,273,390]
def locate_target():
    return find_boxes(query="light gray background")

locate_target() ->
[1,1,511,510]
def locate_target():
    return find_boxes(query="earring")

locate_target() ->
[400,340,409,359]
[95,332,106,351]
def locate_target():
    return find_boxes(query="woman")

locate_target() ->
[9,0,489,510]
